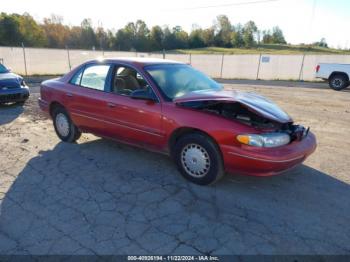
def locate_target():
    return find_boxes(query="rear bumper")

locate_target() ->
[221,132,317,176]
[0,86,29,103]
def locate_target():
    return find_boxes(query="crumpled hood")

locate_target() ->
[0,73,22,89]
[174,90,293,123]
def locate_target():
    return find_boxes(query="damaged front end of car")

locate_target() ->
[174,90,310,146]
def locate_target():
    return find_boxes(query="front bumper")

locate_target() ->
[0,86,30,103]
[38,97,50,114]
[221,132,317,176]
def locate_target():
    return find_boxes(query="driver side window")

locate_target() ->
[112,65,150,96]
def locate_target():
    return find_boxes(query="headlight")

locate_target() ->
[237,132,290,148]
[20,79,26,87]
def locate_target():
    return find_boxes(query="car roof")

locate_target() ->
[60,57,186,83]
[87,57,183,66]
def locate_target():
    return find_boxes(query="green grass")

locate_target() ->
[173,44,350,55]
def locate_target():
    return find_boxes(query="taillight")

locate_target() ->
[316,65,320,73]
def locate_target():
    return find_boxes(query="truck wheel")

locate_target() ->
[329,74,348,91]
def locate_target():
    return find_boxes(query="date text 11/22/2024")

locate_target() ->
[127,255,219,261]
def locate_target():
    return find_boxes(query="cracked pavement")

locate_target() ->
[0,82,350,255]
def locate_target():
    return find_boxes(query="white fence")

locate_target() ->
[1,46,350,81]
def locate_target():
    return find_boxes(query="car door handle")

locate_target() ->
[107,102,117,108]
[66,93,73,98]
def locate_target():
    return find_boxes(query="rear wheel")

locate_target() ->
[52,107,81,142]
[173,133,224,185]
[329,74,349,91]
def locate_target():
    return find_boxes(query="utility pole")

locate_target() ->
[220,54,225,78]
[66,45,71,71]
[21,43,28,76]
[256,53,262,80]
[299,53,306,81]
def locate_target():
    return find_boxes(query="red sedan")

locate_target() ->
[39,58,316,185]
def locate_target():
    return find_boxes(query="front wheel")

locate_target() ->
[52,107,81,143]
[173,133,225,185]
[329,74,349,91]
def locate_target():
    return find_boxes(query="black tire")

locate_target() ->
[52,106,81,143]
[173,133,225,185]
[329,74,349,91]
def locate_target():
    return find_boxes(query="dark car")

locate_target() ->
[0,63,29,105]
[39,58,316,185]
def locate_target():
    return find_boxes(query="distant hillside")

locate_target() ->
[174,44,350,55]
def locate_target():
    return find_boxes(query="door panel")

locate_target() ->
[65,84,116,136]
[63,63,119,137]
[104,93,165,149]
[104,64,165,149]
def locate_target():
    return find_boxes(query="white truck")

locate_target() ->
[315,63,350,90]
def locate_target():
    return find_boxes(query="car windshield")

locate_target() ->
[145,64,223,100]
[0,63,9,74]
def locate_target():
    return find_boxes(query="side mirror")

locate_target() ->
[130,89,157,102]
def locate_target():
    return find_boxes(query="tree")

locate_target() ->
[242,21,257,48]
[66,26,82,48]
[104,30,115,50]
[114,20,151,51]
[114,22,135,51]
[0,11,291,52]
[0,13,23,46]
[80,18,97,49]
[22,13,47,46]
[96,26,108,50]
[214,15,233,47]
[271,26,286,44]
[114,28,133,51]
[256,30,262,44]
[313,38,328,48]
[262,30,273,44]
[231,23,244,47]
[202,28,215,47]
[161,26,188,50]
[150,26,164,51]
[42,15,70,48]
[134,20,150,51]
[162,26,174,50]
[189,28,205,48]
[172,26,189,49]
[0,12,47,47]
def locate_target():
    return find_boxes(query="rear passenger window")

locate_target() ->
[70,68,83,85]
[80,64,110,91]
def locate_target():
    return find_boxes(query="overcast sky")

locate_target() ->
[2,0,349,48]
